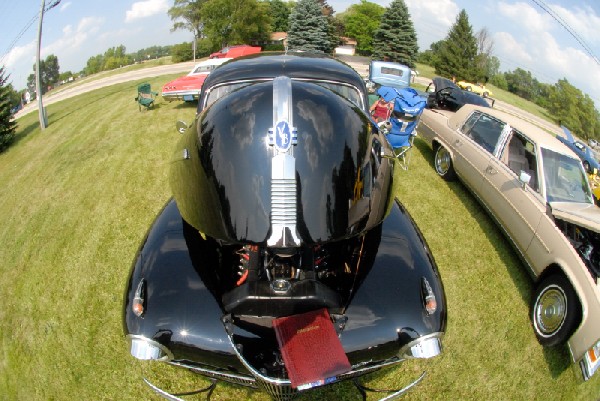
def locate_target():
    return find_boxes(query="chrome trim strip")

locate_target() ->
[355,371,426,401]
[167,360,258,389]
[267,76,301,248]
[143,378,186,401]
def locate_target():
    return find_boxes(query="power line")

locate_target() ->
[529,0,600,66]
[0,0,61,66]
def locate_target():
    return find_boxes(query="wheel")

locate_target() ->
[584,161,590,173]
[434,145,457,181]
[531,274,580,347]
[482,92,489,98]
[465,86,472,91]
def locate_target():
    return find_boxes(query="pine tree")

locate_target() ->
[433,9,479,81]
[287,0,331,53]
[371,0,418,68]
[0,67,17,152]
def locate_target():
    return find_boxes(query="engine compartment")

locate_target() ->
[555,218,600,280]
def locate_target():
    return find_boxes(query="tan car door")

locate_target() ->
[451,111,501,192]
[480,131,545,258]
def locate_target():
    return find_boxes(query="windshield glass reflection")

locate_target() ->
[542,147,593,204]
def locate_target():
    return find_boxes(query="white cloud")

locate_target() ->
[549,4,600,46]
[2,41,36,70]
[406,0,459,28]
[493,31,533,67]
[43,17,104,58]
[497,1,553,33]
[125,0,169,23]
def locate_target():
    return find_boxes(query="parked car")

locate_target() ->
[123,52,447,400]
[161,58,231,102]
[588,138,598,149]
[556,126,600,173]
[209,44,261,59]
[418,104,600,381]
[425,77,492,111]
[367,60,412,90]
[456,80,493,97]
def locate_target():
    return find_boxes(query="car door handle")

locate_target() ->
[485,166,497,175]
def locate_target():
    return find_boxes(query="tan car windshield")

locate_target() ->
[542,148,594,204]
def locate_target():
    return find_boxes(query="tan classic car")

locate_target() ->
[418,104,600,381]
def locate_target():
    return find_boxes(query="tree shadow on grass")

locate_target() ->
[11,120,39,147]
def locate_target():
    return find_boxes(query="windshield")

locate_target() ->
[542,147,594,204]
[203,79,364,111]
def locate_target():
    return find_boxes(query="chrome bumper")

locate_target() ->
[144,359,427,401]
[130,332,443,400]
[161,91,199,102]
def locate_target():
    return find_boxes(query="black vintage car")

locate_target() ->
[123,52,447,400]
[426,77,492,111]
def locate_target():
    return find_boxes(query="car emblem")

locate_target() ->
[269,120,297,153]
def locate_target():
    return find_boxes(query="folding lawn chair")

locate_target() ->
[377,86,426,170]
[135,83,158,111]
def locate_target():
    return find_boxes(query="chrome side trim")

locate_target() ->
[354,371,426,401]
[143,378,186,401]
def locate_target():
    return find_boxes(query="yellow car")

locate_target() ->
[457,80,493,97]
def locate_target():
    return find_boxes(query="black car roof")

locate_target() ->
[203,51,366,90]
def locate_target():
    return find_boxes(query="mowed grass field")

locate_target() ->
[0,75,599,400]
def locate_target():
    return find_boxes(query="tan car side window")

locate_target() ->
[501,132,539,192]
[462,112,504,154]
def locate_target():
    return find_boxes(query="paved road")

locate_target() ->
[15,60,196,119]
[15,56,562,136]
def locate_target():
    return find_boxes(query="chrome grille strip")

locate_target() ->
[267,76,300,247]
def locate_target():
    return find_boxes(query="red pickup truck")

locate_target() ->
[209,45,261,59]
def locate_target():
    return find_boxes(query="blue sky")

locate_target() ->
[1,0,599,104]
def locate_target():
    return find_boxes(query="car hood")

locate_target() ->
[550,201,600,232]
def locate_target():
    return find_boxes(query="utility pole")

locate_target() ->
[35,0,46,130]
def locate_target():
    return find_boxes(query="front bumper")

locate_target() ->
[130,332,443,400]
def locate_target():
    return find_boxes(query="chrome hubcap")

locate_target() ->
[435,148,450,175]
[535,285,566,335]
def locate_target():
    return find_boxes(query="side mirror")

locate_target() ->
[176,120,188,134]
[519,170,531,189]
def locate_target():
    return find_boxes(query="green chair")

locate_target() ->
[135,83,158,111]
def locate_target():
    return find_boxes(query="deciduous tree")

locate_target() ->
[201,0,271,49]
[269,0,293,32]
[27,54,60,95]
[342,0,385,55]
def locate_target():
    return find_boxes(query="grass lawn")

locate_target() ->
[0,75,598,400]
